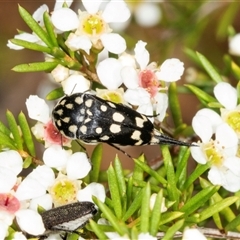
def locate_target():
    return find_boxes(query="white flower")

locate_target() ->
[182,228,207,240]
[51,64,70,83]
[149,193,167,213]
[213,82,240,138]
[26,95,71,147]
[190,110,240,192]
[51,0,130,54]
[229,33,240,56]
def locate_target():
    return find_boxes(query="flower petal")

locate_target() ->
[51,8,79,31]
[32,4,49,26]
[51,64,69,83]
[97,58,123,90]
[62,74,91,94]
[65,33,92,53]
[190,144,207,164]
[0,167,17,193]
[134,40,149,70]
[124,88,150,106]
[121,66,139,89]
[82,0,102,14]
[214,82,237,110]
[16,209,45,235]
[224,157,240,177]
[153,92,168,122]
[26,95,50,123]
[101,33,126,54]
[102,0,130,23]
[229,33,240,56]
[54,0,73,11]
[67,152,91,180]
[29,194,53,211]
[156,58,184,82]
[77,182,106,203]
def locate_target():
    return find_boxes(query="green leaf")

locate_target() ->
[185,84,217,105]
[149,190,163,236]
[180,185,219,216]
[198,196,239,222]
[6,110,23,150]
[196,52,223,83]
[12,61,59,72]
[159,212,184,225]
[93,196,128,236]
[23,156,33,168]
[140,182,151,233]
[89,220,108,240]
[43,11,59,47]
[0,121,11,136]
[176,147,190,190]
[169,82,183,127]
[18,5,53,47]
[107,164,122,219]
[231,60,240,80]
[89,144,103,182]
[9,39,52,54]
[225,214,240,231]
[183,162,211,190]
[133,158,167,185]
[0,132,17,150]
[162,219,184,240]
[46,87,64,100]
[18,112,36,157]
[161,145,179,208]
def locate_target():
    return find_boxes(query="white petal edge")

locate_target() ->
[51,8,79,31]
[82,0,102,14]
[214,82,237,110]
[121,66,139,89]
[101,33,126,54]
[134,40,149,70]
[0,167,17,193]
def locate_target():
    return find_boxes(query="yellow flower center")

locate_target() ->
[204,141,224,167]
[225,111,240,135]
[101,92,123,104]
[83,14,104,35]
[50,179,77,206]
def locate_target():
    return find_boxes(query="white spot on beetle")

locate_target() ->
[57,120,61,126]
[62,117,70,123]
[66,103,73,109]
[85,99,93,108]
[80,125,87,134]
[56,109,63,116]
[95,127,102,134]
[69,125,78,134]
[131,130,141,140]
[60,99,66,105]
[112,112,125,122]
[135,117,145,128]
[100,105,107,112]
[75,96,83,105]
[100,135,110,141]
[110,124,121,133]
[108,102,116,108]
[86,109,93,116]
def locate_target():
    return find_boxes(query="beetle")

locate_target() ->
[40,201,97,238]
[52,92,193,153]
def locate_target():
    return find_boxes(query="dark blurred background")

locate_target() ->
[1,1,240,169]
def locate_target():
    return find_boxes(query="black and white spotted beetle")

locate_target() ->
[40,201,97,237]
[52,92,193,153]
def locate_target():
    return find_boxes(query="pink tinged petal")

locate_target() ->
[195,108,223,133]
[0,194,20,213]
[77,183,106,203]
[62,74,91,95]
[0,150,23,175]
[190,144,207,164]
[82,0,102,14]
[26,95,50,123]
[134,40,149,70]
[54,0,73,11]
[229,33,240,56]
[224,157,240,177]
[66,152,91,180]
[0,168,17,193]
[156,58,184,82]
[97,58,123,90]
[214,82,237,110]
[65,33,92,53]
[124,88,150,106]
[102,0,131,23]
[121,66,139,89]
[51,64,69,83]
[32,4,49,26]
[215,123,238,151]
[16,209,45,235]
[101,33,126,54]
[135,2,161,27]
[192,115,213,143]
[43,145,71,170]
[7,33,39,50]
[51,8,79,31]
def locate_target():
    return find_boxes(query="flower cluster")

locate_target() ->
[190,82,240,192]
